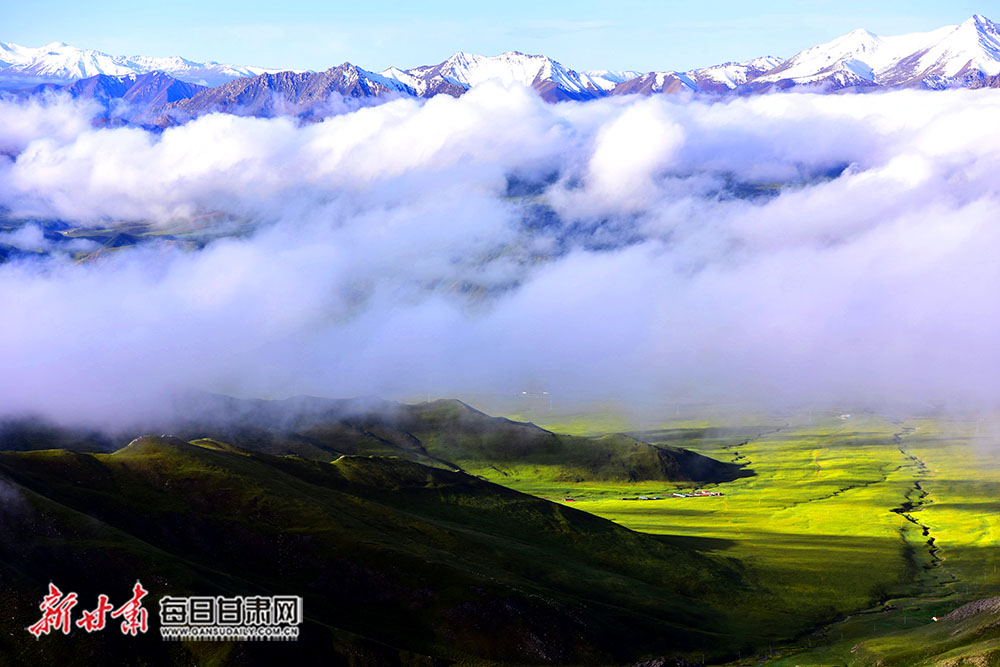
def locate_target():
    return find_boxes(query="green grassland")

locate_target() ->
[761,417,1000,666]
[486,409,1000,666]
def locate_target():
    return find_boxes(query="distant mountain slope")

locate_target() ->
[158,65,412,122]
[396,399,750,482]
[968,71,1000,87]
[684,56,785,92]
[0,435,757,664]
[612,70,694,95]
[0,40,290,88]
[749,14,1000,90]
[580,68,643,94]
[612,56,785,95]
[28,71,203,108]
[145,394,750,483]
[0,394,749,484]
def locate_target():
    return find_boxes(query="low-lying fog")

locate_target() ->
[2,85,1000,427]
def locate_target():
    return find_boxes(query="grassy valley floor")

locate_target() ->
[494,409,1000,666]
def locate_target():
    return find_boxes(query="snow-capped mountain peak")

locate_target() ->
[743,55,785,70]
[580,69,642,92]
[439,51,561,88]
[381,50,601,101]
[969,13,997,32]
[752,14,1000,89]
[689,56,785,89]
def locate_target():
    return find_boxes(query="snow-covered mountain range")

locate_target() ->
[3,14,1000,126]
[0,41,289,87]
[378,51,785,100]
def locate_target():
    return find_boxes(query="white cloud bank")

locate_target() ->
[2,85,1000,425]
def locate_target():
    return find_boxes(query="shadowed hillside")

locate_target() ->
[0,435,759,665]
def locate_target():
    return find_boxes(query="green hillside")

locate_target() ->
[123,395,748,485]
[0,435,759,666]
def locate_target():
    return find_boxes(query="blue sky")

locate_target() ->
[4,1,991,72]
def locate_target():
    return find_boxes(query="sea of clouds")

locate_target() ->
[2,84,1000,425]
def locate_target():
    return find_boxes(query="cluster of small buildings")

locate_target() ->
[620,491,724,500]
[562,489,725,502]
[672,490,723,498]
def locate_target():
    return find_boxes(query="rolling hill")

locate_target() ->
[141,394,751,485]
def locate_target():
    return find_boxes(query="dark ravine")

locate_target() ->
[754,425,951,664]
[890,428,948,573]
[719,424,787,471]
